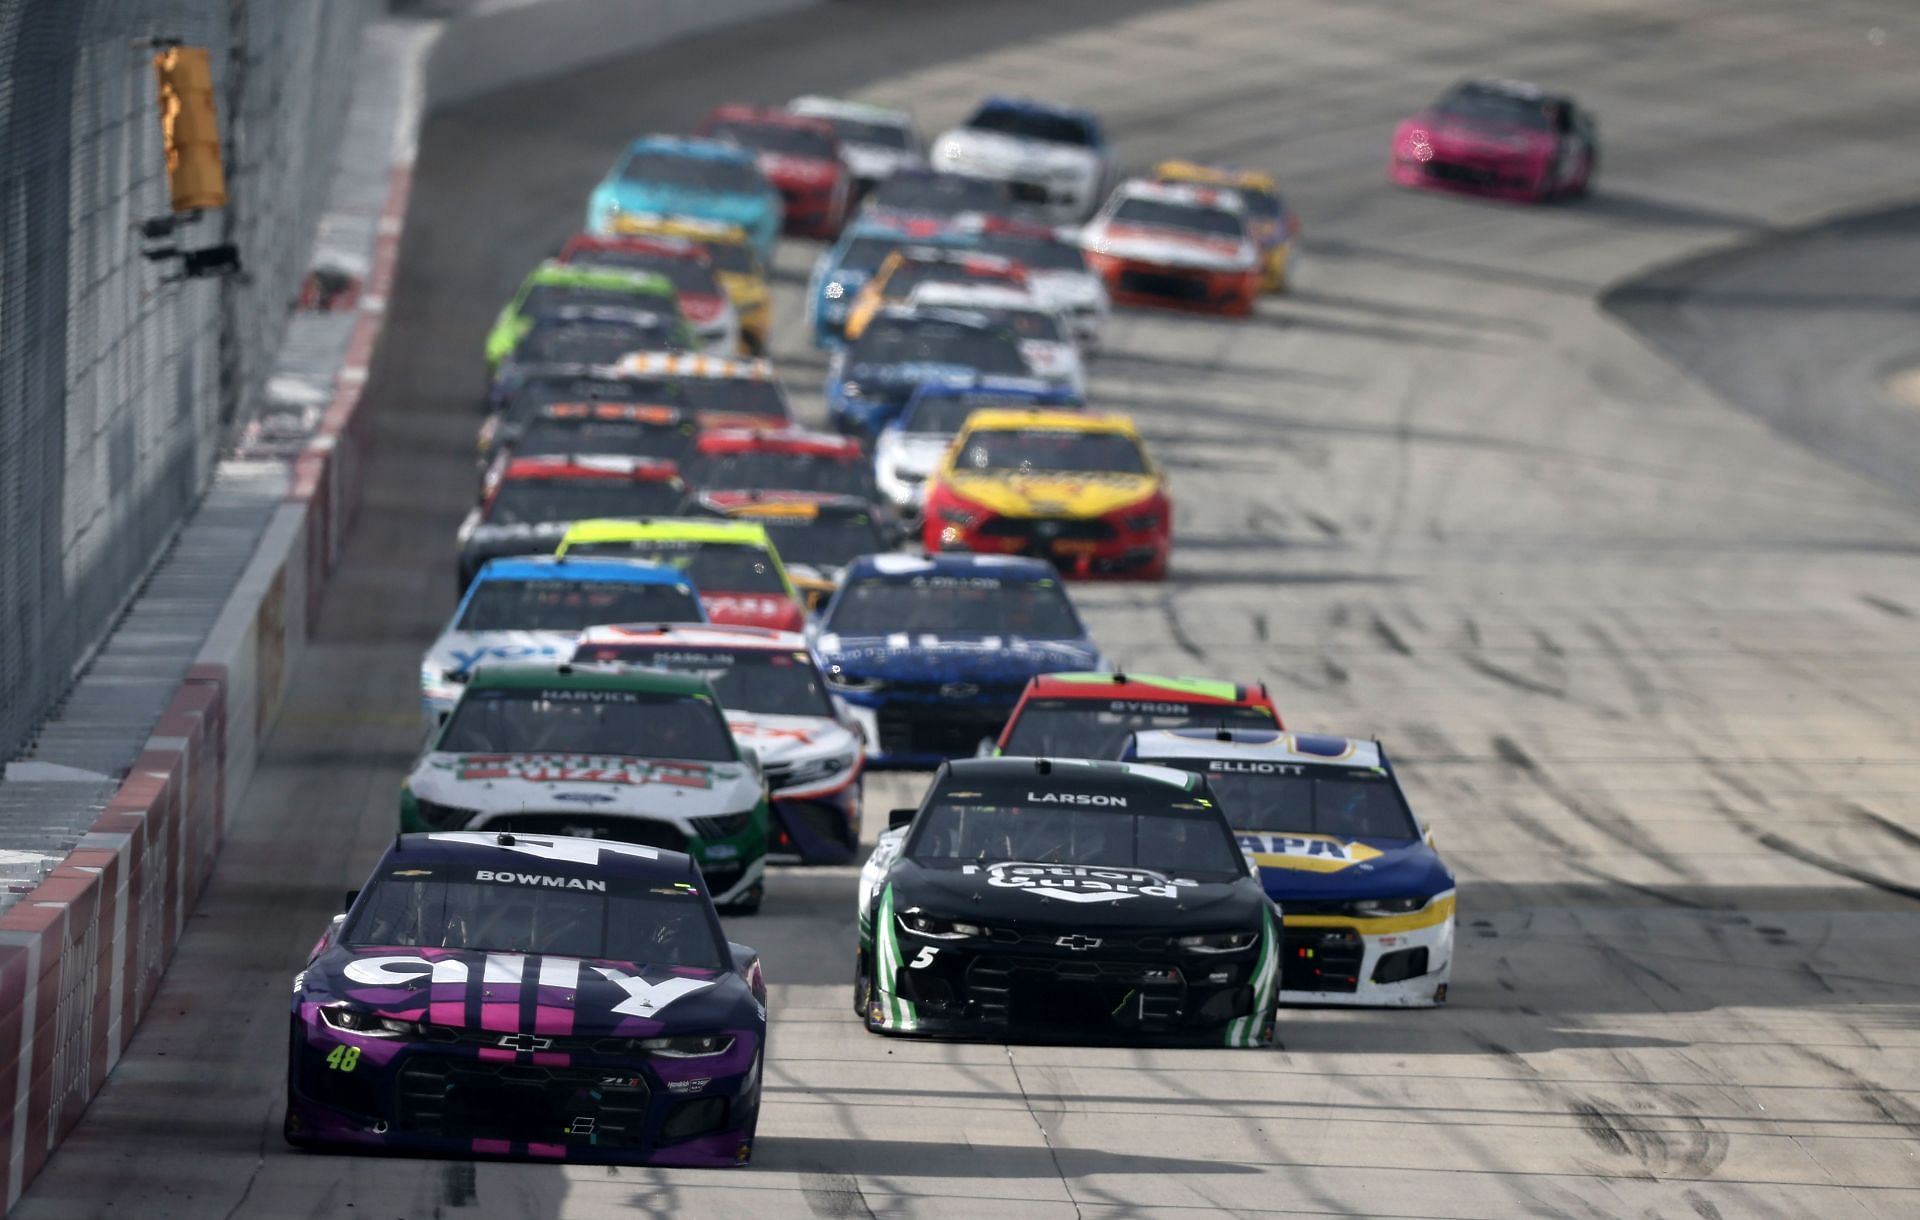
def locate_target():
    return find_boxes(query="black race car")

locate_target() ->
[854,756,1280,1046]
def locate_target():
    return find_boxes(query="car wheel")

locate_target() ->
[852,950,872,1017]
[722,883,764,916]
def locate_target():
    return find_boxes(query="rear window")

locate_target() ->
[485,478,685,527]
[1003,699,1275,759]
[512,418,698,465]
[707,119,836,161]
[1109,198,1244,240]
[967,105,1095,148]
[565,251,719,297]
[455,578,703,633]
[685,451,875,500]
[619,150,766,193]
[563,539,787,595]
[512,319,682,365]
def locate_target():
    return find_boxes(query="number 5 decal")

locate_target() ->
[908,946,938,969]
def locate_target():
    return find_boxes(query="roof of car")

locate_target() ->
[470,555,698,587]
[905,376,1074,404]
[1109,178,1247,212]
[1023,672,1272,707]
[624,134,760,164]
[576,623,808,652]
[556,517,775,549]
[603,213,753,245]
[958,407,1136,435]
[694,426,862,457]
[789,95,913,126]
[1130,728,1383,770]
[1153,159,1278,193]
[944,755,1199,791]
[694,489,873,519]
[973,95,1099,122]
[499,455,682,482]
[840,552,1058,582]
[461,658,715,697]
[521,305,677,329]
[560,232,705,259]
[908,282,1038,311]
[533,402,685,424]
[614,351,777,381]
[394,832,696,883]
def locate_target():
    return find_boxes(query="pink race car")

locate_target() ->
[1391,78,1596,204]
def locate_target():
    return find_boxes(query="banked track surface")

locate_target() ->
[21,1,1920,1216]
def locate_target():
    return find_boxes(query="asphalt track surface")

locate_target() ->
[22,1,1920,1216]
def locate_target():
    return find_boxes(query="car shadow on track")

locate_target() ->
[752,1136,1258,1178]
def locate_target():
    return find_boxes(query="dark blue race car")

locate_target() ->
[808,553,1108,766]
[286,832,768,1166]
[825,306,1036,440]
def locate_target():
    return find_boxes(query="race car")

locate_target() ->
[965,215,1110,348]
[1122,729,1455,1007]
[787,96,923,198]
[841,247,1029,342]
[859,168,1014,227]
[1391,78,1596,203]
[698,105,851,239]
[1080,179,1261,316]
[855,756,1279,1045]
[825,306,1035,440]
[809,553,1107,766]
[806,215,974,347]
[484,263,688,375]
[477,402,697,483]
[557,233,741,355]
[488,308,693,405]
[904,283,1084,398]
[418,556,704,723]
[285,832,766,1164]
[931,96,1113,223]
[401,662,771,911]
[873,378,1079,519]
[555,518,806,632]
[482,362,686,430]
[587,136,782,262]
[1154,160,1298,293]
[572,625,864,864]
[682,426,882,504]
[922,409,1172,580]
[457,455,688,590]
[612,352,792,429]
[991,672,1281,759]
[682,491,902,609]
[596,213,772,354]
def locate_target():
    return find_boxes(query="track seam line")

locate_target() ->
[1004,1047,1084,1220]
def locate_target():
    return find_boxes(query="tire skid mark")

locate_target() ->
[1788,1045,1920,1139]
[1493,734,1699,880]
[1845,801,1920,850]
[1580,619,1663,716]
[1703,785,1920,904]
[1369,611,1415,656]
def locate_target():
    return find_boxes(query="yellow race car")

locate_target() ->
[921,408,1171,580]
[1154,159,1299,292]
[602,212,773,353]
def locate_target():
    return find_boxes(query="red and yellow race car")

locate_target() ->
[1080,178,1261,315]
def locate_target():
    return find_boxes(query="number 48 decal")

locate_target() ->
[326,1045,362,1072]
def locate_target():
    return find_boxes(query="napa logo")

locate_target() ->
[1238,833,1384,874]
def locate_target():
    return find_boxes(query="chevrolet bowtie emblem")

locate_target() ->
[1055,934,1103,951]
[497,1032,554,1052]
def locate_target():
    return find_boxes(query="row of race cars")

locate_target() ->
[286,76,1596,1166]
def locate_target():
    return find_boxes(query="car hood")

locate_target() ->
[1025,270,1105,308]
[1402,114,1553,160]
[815,632,1102,682]
[844,360,984,389]
[936,129,1100,176]
[877,432,954,477]
[305,944,758,1041]
[1235,832,1454,901]
[409,751,763,820]
[425,630,577,681]
[725,711,859,766]
[458,520,573,559]
[841,144,922,180]
[888,857,1266,928]
[680,293,732,327]
[945,470,1159,518]
[604,181,773,222]
[1087,223,1254,270]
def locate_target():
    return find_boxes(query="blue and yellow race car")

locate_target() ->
[588,136,783,263]
[1123,728,1455,1007]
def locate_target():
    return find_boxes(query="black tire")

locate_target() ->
[852,950,871,1017]
[721,882,764,916]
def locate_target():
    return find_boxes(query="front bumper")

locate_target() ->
[834,688,1022,768]
[1275,896,1455,1008]
[929,512,1170,580]
[765,772,862,864]
[1086,252,1259,316]
[1392,152,1547,202]
[286,1012,761,1166]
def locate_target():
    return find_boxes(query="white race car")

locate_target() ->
[788,95,924,196]
[904,282,1086,399]
[1081,178,1262,316]
[931,96,1112,223]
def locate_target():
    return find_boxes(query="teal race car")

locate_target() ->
[484,262,688,375]
[588,136,783,264]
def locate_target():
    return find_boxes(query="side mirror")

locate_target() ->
[739,747,762,773]
[888,807,917,830]
[974,737,997,758]
[343,889,360,910]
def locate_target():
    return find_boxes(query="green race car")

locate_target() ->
[484,261,689,375]
[401,660,772,912]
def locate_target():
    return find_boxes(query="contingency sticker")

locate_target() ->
[1238,833,1383,874]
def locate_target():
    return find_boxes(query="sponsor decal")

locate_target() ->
[444,754,714,788]
[342,953,714,1016]
[1209,760,1306,776]
[1055,934,1102,951]
[429,835,660,867]
[962,861,1194,903]
[539,688,642,703]
[1108,700,1197,715]
[1028,791,1126,807]
[476,869,608,892]
[498,1033,553,1052]
[552,792,616,804]
[591,967,718,1016]
[1239,833,1384,874]
[446,642,565,675]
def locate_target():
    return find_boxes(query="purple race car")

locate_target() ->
[285,832,767,1166]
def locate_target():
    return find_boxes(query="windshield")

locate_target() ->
[619,150,766,193]
[820,115,912,149]
[883,259,1013,298]
[957,427,1147,474]
[1003,700,1277,757]
[1109,198,1245,239]
[687,452,875,499]
[574,645,834,718]
[500,376,684,422]
[968,105,1094,147]
[564,540,787,594]
[485,478,685,527]
[513,319,682,365]
[1159,762,1420,839]
[908,786,1242,878]
[975,232,1090,272]
[834,236,912,276]
[455,578,702,633]
[676,379,789,418]
[847,318,1031,376]
[752,515,886,568]
[346,872,724,967]
[565,251,719,296]
[825,574,1080,636]
[438,683,736,760]
[868,173,1009,217]
[1434,85,1555,131]
[512,418,698,464]
[519,284,666,319]
[707,119,836,160]
[1237,187,1283,220]
[902,393,1058,433]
